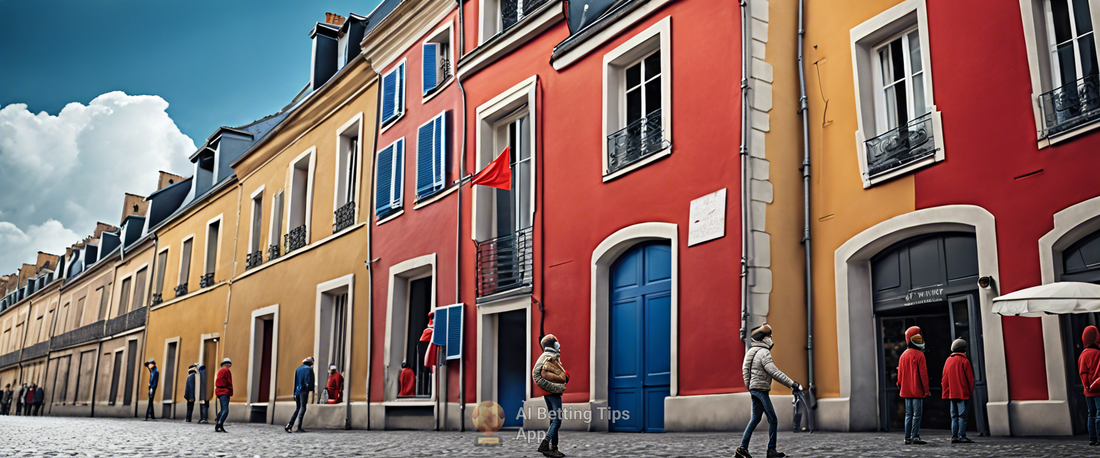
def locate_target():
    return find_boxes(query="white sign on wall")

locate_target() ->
[688,188,727,246]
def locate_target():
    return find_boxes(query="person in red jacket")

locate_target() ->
[897,326,929,445]
[942,338,974,444]
[399,361,416,397]
[326,365,344,404]
[1079,325,1100,446]
[214,358,233,433]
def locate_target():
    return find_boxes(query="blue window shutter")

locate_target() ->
[446,304,462,360]
[434,113,447,190]
[422,43,438,94]
[416,121,435,198]
[375,145,393,215]
[431,308,448,346]
[393,139,404,207]
[397,63,405,117]
[381,71,397,122]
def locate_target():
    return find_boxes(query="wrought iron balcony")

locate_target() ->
[21,341,48,361]
[1040,73,1100,138]
[476,226,534,297]
[285,225,307,254]
[267,243,281,261]
[106,306,146,336]
[0,350,19,368]
[439,57,452,83]
[50,321,104,350]
[607,109,669,176]
[199,273,214,288]
[151,293,163,306]
[501,0,549,32]
[246,250,263,269]
[175,283,188,297]
[334,201,355,233]
[864,112,937,178]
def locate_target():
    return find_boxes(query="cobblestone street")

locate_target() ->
[0,415,1091,457]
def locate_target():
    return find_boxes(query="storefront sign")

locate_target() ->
[904,287,944,306]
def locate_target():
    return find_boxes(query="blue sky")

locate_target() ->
[0,0,381,273]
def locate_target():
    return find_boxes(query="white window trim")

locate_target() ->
[551,0,675,70]
[850,0,944,188]
[268,190,284,253]
[475,295,531,407]
[314,274,355,404]
[601,16,672,182]
[161,336,180,403]
[115,274,133,318]
[154,247,170,301]
[202,214,224,279]
[380,60,408,132]
[383,254,437,402]
[376,138,406,221]
[462,0,563,78]
[472,75,538,241]
[422,23,456,103]
[178,235,195,288]
[415,111,449,202]
[248,185,265,255]
[1019,0,1100,146]
[130,262,150,312]
[247,304,280,422]
[285,147,317,245]
[333,113,364,226]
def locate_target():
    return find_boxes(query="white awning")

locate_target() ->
[992,282,1100,316]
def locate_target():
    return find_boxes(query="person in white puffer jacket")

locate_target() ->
[736,324,802,458]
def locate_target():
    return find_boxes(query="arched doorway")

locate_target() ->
[870,232,988,435]
[608,241,671,432]
[1058,229,1100,434]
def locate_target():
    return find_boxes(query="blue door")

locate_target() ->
[609,242,671,432]
[497,309,526,427]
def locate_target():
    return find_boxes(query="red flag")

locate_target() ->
[470,147,511,190]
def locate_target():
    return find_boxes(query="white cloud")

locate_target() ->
[0,91,196,273]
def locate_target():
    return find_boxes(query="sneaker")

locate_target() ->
[904,438,912,445]
[950,437,960,444]
[295,427,307,433]
[766,448,786,458]
[285,424,292,433]
[734,447,753,458]
[1090,439,1098,446]
[958,437,973,444]
[911,437,926,445]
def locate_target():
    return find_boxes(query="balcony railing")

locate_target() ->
[1040,73,1100,138]
[439,57,452,83]
[246,250,263,269]
[21,341,48,361]
[285,225,307,254]
[607,109,669,176]
[50,321,105,350]
[334,201,355,233]
[0,350,19,368]
[106,306,147,336]
[501,0,549,32]
[175,283,188,298]
[864,112,937,178]
[199,273,214,288]
[476,227,534,297]
[268,243,281,262]
[151,292,163,306]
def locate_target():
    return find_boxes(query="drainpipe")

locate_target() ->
[456,0,468,433]
[365,60,383,431]
[738,0,753,345]
[797,0,816,409]
[135,234,159,418]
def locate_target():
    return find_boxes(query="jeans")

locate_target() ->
[288,393,309,428]
[32,403,41,416]
[199,401,209,422]
[544,394,563,441]
[1087,396,1100,442]
[949,399,968,439]
[216,395,230,426]
[146,387,156,419]
[904,398,923,439]
[186,401,195,422]
[741,390,778,449]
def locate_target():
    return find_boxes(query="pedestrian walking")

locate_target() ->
[326,365,343,404]
[15,383,25,416]
[197,364,210,424]
[214,358,233,433]
[1079,325,1100,446]
[32,384,44,416]
[184,363,197,422]
[898,326,930,445]
[286,357,314,433]
[736,324,802,458]
[399,361,415,397]
[2,383,12,415]
[532,334,568,458]
[24,383,34,416]
[145,358,159,420]
[942,338,974,444]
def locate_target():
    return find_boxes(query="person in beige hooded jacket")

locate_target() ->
[532,334,568,458]
[737,324,801,458]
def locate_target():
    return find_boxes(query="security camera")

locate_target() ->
[977,276,994,289]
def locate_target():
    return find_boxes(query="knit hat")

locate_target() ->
[303,356,314,365]
[905,326,924,349]
[145,358,156,366]
[540,334,558,350]
[221,357,232,366]
[750,323,773,341]
[951,338,968,353]
[1084,325,1099,348]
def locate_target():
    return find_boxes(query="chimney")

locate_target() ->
[158,171,187,190]
[93,222,118,239]
[310,14,341,91]
[326,13,346,26]
[121,193,149,224]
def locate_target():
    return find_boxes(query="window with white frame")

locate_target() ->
[481,0,549,41]
[1023,0,1100,139]
[131,267,147,311]
[269,190,285,259]
[423,27,453,95]
[118,277,132,315]
[286,151,314,253]
[153,249,167,305]
[850,0,943,188]
[603,17,672,180]
[416,112,449,201]
[380,61,406,126]
[334,116,361,233]
[248,190,264,268]
[376,138,405,220]
[203,219,220,286]
[178,237,193,296]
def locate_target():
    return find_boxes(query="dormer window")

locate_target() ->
[423,26,454,96]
